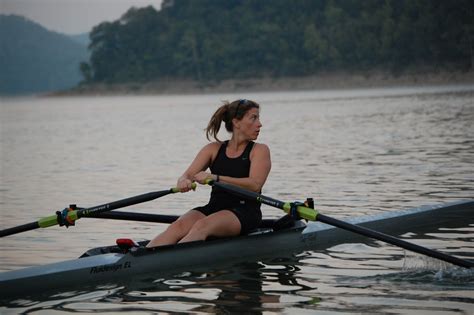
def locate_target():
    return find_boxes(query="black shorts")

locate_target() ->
[193,200,262,235]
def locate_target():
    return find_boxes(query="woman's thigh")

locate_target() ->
[174,209,206,231]
[198,210,241,238]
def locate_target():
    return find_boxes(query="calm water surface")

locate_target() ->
[1,86,473,313]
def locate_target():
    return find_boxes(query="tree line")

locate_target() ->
[80,0,474,85]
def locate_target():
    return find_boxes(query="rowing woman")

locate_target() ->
[147,99,271,247]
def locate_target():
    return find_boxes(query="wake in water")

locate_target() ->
[400,251,474,284]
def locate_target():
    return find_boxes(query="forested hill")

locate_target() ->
[82,0,473,85]
[0,15,88,95]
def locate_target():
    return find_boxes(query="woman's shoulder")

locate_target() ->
[252,142,270,151]
[200,141,224,153]
[251,142,270,156]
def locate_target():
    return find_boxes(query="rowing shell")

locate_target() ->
[0,199,472,299]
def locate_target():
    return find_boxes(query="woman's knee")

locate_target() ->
[165,217,193,237]
[188,218,209,234]
[169,218,187,231]
[173,211,203,229]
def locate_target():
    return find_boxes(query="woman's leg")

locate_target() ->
[146,210,205,248]
[179,210,241,243]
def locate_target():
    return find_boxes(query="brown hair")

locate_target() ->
[206,99,260,141]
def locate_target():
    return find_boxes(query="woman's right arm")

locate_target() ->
[177,142,219,192]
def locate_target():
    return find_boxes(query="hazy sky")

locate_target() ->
[1,0,163,34]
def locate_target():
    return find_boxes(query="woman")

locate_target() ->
[146,99,271,248]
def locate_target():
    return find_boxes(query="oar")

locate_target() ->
[87,210,277,228]
[206,180,473,269]
[89,211,180,224]
[0,184,196,237]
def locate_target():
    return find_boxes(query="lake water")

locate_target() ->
[1,86,473,313]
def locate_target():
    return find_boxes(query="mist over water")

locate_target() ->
[1,86,473,313]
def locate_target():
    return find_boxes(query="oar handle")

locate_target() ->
[171,182,197,193]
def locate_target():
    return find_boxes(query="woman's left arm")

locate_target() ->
[246,143,271,191]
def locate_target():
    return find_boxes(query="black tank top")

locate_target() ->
[209,141,260,209]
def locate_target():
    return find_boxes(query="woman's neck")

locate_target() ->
[227,137,249,153]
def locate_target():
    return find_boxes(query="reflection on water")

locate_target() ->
[1,86,473,313]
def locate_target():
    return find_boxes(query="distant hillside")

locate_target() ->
[69,33,90,46]
[0,15,89,95]
[81,0,473,86]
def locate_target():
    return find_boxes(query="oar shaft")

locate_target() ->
[77,190,174,218]
[89,211,179,223]
[317,213,473,268]
[0,222,39,237]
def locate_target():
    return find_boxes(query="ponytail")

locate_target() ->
[205,103,229,141]
[205,99,260,141]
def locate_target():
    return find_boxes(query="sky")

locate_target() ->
[1,0,163,35]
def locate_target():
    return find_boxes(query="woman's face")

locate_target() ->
[234,107,262,140]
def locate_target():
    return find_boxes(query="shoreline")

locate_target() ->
[53,70,474,96]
